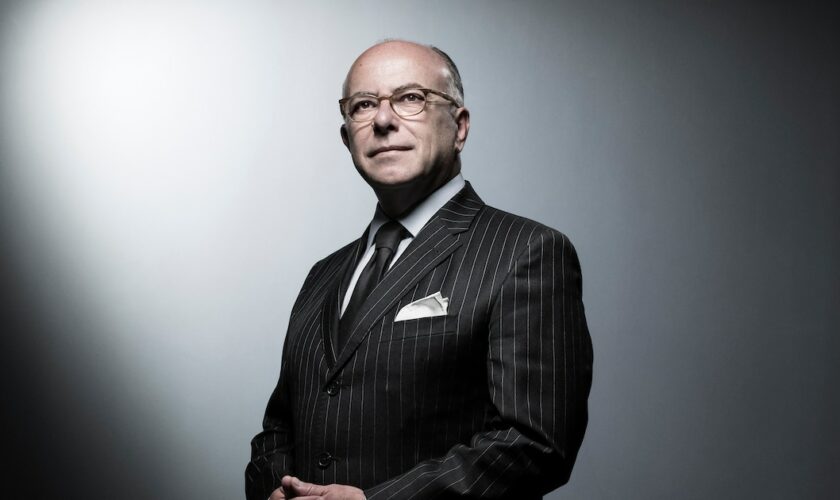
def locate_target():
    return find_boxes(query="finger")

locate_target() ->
[291,477,326,496]
[281,475,313,496]
[280,475,296,490]
[268,486,287,500]
[281,476,326,497]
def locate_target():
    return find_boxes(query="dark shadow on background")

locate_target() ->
[0,232,168,500]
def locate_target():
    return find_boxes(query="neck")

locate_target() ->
[375,188,426,219]
[373,168,459,219]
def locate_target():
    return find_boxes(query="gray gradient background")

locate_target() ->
[1,1,838,499]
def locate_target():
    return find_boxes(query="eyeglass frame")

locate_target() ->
[338,87,461,122]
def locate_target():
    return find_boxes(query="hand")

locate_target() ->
[280,475,365,500]
[268,485,289,500]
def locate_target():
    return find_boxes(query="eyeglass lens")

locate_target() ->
[347,89,427,121]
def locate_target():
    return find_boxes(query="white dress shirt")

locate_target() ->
[340,173,466,317]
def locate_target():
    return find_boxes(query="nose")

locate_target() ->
[372,97,399,134]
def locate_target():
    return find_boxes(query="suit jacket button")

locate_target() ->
[326,381,340,396]
[316,452,334,469]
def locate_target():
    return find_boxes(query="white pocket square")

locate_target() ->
[394,292,449,321]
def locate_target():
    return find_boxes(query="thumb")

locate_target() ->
[284,476,324,496]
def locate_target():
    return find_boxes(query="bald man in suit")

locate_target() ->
[245,40,593,500]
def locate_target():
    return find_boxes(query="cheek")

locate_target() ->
[431,118,457,149]
[347,131,368,158]
[430,132,455,158]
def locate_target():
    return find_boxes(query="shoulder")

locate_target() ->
[312,238,358,269]
[475,206,585,298]
[298,239,359,290]
[474,204,577,256]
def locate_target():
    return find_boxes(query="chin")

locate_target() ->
[362,166,424,189]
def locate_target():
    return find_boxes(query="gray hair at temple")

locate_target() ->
[342,40,465,107]
[428,45,464,107]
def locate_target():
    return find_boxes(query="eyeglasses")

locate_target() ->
[339,88,460,122]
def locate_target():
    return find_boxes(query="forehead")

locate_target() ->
[345,43,449,95]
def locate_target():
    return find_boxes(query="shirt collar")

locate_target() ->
[367,173,466,246]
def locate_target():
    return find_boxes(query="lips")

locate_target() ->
[368,145,412,157]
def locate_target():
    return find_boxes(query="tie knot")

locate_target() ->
[374,220,407,253]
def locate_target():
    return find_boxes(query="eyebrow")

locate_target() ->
[392,82,426,93]
[350,82,427,97]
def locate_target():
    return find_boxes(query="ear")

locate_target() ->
[453,107,470,153]
[340,123,350,150]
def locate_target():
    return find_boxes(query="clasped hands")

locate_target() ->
[269,475,365,500]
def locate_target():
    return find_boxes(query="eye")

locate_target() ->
[397,90,426,103]
[350,97,378,114]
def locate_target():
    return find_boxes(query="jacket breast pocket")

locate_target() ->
[378,314,457,343]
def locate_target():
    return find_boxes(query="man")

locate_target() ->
[246,40,593,500]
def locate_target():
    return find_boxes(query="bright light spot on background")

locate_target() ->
[3,0,286,368]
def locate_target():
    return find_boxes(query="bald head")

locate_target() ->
[342,40,464,106]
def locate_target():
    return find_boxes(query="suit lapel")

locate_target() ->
[319,230,368,368]
[326,182,485,384]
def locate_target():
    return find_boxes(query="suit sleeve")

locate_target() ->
[363,229,593,499]
[245,264,321,500]
[245,356,294,500]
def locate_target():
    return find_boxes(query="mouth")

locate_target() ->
[368,145,412,157]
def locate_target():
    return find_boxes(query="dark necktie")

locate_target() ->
[338,220,408,350]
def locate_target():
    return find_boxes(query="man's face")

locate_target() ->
[340,42,469,197]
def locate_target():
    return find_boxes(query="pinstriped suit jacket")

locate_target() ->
[246,182,592,499]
